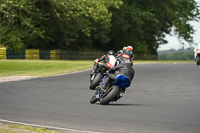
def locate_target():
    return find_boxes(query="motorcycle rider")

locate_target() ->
[116,46,134,61]
[96,57,135,93]
[90,50,117,75]
[122,46,134,60]
[115,46,127,57]
[194,43,200,60]
[115,46,134,66]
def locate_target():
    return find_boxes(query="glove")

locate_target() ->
[108,68,114,73]
[95,58,99,63]
[119,50,123,53]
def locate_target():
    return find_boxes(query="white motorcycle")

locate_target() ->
[194,50,200,65]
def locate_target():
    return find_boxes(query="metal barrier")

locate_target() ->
[5,49,104,60]
[59,51,105,60]
[6,49,25,59]
[3,49,158,60]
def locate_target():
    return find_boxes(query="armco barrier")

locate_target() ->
[6,49,25,59]
[59,51,104,60]
[25,49,40,59]
[39,50,50,59]
[3,49,158,60]
[0,48,6,59]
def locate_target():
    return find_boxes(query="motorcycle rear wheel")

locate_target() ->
[100,86,119,105]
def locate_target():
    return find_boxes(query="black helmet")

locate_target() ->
[107,50,115,55]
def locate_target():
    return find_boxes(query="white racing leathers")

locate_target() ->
[107,55,117,68]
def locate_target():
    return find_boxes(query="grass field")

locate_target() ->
[0,60,94,77]
[0,124,60,133]
[0,60,194,77]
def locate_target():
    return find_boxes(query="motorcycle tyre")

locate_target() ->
[90,91,98,104]
[100,85,119,105]
[89,73,103,90]
[196,56,200,65]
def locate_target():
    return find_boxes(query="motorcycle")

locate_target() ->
[195,51,200,65]
[89,62,107,90]
[90,74,130,105]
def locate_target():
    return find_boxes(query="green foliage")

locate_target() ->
[0,24,25,52]
[109,0,200,54]
[0,0,199,55]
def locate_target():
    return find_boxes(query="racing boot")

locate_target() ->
[102,77,110,89]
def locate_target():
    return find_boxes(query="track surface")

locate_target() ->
[0,63,200,133]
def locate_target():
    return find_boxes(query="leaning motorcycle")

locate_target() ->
[195,51,200,65]
[90,74,130,105]
[89,62,107,90]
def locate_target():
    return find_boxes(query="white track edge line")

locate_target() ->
[52,68,92,77]
[0,119,102,133]
[0,68,92,84]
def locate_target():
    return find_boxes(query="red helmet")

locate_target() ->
[126,46,133,51]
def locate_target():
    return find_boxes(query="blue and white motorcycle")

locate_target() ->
[90,74,130,105]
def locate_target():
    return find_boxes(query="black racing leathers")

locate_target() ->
[108,63,135,81]
[98,55,108,62]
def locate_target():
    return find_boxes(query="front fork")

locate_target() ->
[94,90,102,101]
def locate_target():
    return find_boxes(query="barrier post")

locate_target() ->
[0,47,6,59]
[25,49,40,59]
[50,50,60,60]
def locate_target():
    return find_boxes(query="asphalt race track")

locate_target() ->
[0,63,200,133]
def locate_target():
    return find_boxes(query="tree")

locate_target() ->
[108,0,200,55]
[0,0,122,51]
[0,0,199,55]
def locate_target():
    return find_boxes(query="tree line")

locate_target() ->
[158,52,194,60]
[0,0,199,55]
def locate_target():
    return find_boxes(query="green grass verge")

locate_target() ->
[0,129,18,133]
[0,60,93,77]
[8,124,60,133]
[0,60,194,77]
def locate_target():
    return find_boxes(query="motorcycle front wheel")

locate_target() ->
[196,56,200,65]
[89,73,103,90]
[90,91,99,104]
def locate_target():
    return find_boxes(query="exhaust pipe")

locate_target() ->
[120,92,124,97]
